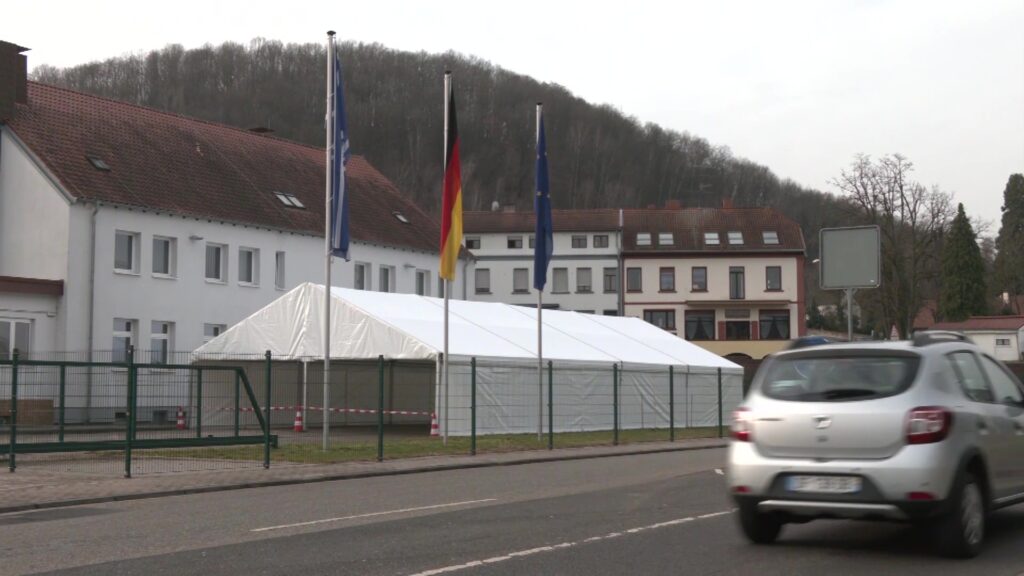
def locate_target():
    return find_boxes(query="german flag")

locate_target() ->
[439,75,463,281]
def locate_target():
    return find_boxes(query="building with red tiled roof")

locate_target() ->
[0,43,460,358]
[930,316,1024,362]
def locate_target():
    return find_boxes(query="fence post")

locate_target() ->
[669,365,675,442]
[613,363,619,446]
[234,370,240,438]
[547,360,553,450]
[470,357,476,456]
[377,355,385,463]
[717,367,723,439]
[264,350,272,469]
[59,364,66,444]
[9,349,19,472]
[124,345,135,479]
[196,368,203,439]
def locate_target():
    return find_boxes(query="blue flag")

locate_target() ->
[330,48,351,261]
[534,113,553,290]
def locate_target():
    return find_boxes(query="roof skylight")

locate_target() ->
[274,192,305,209]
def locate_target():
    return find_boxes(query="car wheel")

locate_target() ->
[738,501,783,544]
[934,471,986,558]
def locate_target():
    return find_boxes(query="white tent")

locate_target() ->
[195,283,743,435]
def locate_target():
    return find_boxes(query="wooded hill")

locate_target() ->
[33,38,854,252]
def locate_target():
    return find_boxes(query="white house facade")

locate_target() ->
[931,316,1024,363]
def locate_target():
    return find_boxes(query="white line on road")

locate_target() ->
[715,468,724,476]
[407,509,735,576]
[251,499,498,533]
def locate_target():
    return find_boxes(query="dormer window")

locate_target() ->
[658,233,674,246]
[87,156,111,172]
[762,230,779,245]
[392,211,410,224]
[703,232,720,246]
[728,231,744,245]
[274,192,305,209]
[636,233,652,246]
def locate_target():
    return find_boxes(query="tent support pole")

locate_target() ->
[302,361,308,432]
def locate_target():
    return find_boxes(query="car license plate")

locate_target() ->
[786,475,862,494]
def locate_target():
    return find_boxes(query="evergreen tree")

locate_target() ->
[939,203,988,321]
[993,174,1024,307]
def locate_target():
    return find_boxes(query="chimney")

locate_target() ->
[0,41,29,122]
[721,197,734,209]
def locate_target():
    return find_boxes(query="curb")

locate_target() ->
[0,441,727,515]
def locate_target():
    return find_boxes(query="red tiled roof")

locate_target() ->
[931,316,1024,331]
[622,207,805,253]
[464,209,621,233]
[5,82,439,253]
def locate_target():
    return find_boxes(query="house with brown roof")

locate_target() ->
[463,209,622,314]
[0,42,458,359]
[621,207,806,359]
[930,316,1024,362]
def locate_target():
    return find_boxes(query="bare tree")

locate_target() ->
[832,154,954,337]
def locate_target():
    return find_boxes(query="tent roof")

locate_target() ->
[194,283,740,371]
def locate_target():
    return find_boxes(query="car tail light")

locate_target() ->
[731,407,752,442]
[906,406,952,444]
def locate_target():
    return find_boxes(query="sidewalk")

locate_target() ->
[0,438,726,514]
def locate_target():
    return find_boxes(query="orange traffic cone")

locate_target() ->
[430,412,439,437]
[176,406,186,430]
[293,409,304,432]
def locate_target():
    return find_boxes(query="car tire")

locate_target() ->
[933,471,986,558]
[738,501,783,544]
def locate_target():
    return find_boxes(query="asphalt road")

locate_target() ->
[3,448,1024,575]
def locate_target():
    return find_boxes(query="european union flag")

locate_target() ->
[534,112,553,290]
[330,49,351,261]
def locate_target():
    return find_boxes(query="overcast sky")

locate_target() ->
[6,0,1023,228]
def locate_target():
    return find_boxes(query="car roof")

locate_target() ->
[771,339,979,359]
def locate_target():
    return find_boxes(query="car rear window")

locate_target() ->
[759,354,921,402]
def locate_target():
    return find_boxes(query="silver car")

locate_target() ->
[727,331,1024,558]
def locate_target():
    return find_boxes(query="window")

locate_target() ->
[392,211,410,224]
[626,268,642,292]
[980,355,1024,404]
[759,311,791,340]
[725,309,751,319]
[726,321,751,340]
[766,266,782,291]
[703,232,720,246]
[691,267,707,291]
[659,267,675,292]
[238,247,259,286]
[577,310,595,315]
[636,233,652,246]
[728,231,744,245]
[684,311,715,341]
[416,270,430,296]
[465,237,481,250]
[114,231,139,273]
[644,310,676,331]
[275,251,286,290]
[438,277,446,298]
[729,267,745,300]
[205,243,226,282]
[0,319,31,359]
[475,268,491,294]
[553,268,569,293]
[594,235,609,248]
[572,235,588,249]
[761,356,921,402]
[576,268,592,293]
[273,191,305,208]
[603,310,618,316]
[513,268,529,293]
[354,263,370,290]
[87,156,111,171]
[507,236,523,249]
[379,266,395,293]
[996,338,1011,347]
[150,321,173,364]
[152,236,176,277]
[949,352,995,403]
[112,318,136,363]
[528,236,536,249]
[658,233,674,246]
[203,323,227,344]
[603,267,618,293]
[762,231,779,245]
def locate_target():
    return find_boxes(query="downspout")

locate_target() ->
[86,202,98,421]
[617,209,624,316]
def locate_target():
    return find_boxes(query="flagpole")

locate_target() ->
[322,31,335,452]
[442,71,451,445]
[536,103,543,441]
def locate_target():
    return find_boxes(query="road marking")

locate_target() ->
[407,509,735,576]
[251,499,497,533]
[715,468,724,476]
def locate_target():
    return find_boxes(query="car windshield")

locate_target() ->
[760,354,920,402]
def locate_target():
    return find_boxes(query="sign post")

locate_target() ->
[819,226,881,342]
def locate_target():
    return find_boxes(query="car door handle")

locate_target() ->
[978,420,990,435]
